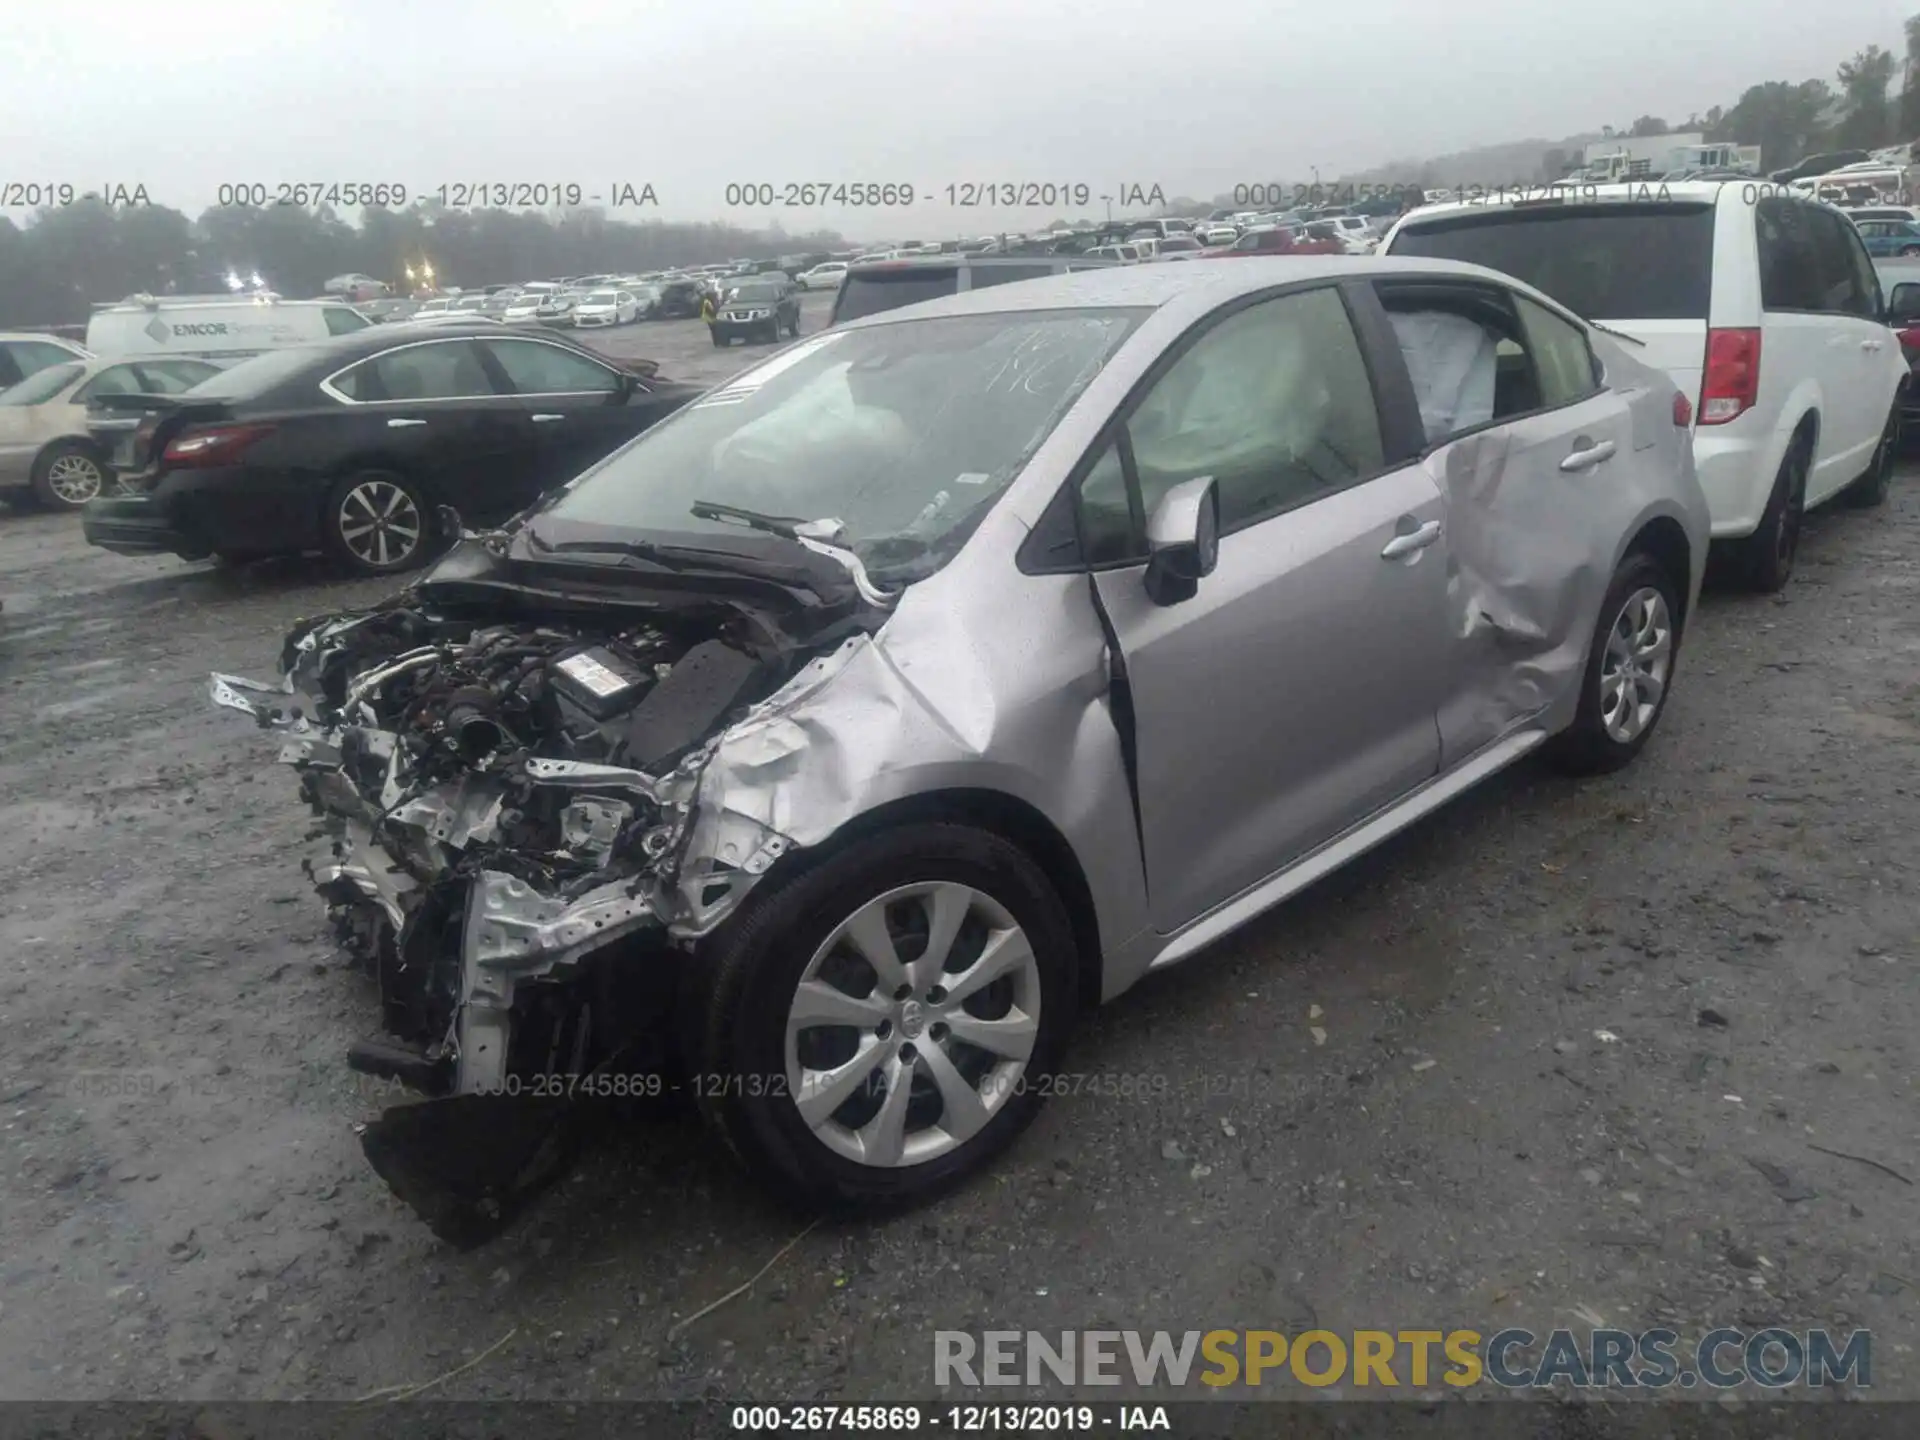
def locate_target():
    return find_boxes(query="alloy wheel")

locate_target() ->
[1598,586,1673,744]
[337,479,423,568]
[45,451,108,506]
[784,882,1041,1168]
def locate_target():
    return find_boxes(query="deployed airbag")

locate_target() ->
[1389,310,1497,445]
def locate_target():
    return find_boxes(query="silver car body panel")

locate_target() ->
[213,255,1708,1101]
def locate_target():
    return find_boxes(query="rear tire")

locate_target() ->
[1735,432,1809,592]
[682,822,1079,1210]
[322,469,432,576]
[1844,399,1900,508]
[1901,246,1920,257]
[1546,551,1683,776]
[30,441,112,510]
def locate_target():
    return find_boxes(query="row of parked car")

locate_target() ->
[1,182,1907,599]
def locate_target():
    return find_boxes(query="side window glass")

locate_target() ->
[1839,225,1883,318]
[337,341,496,401]
[486,339,619,394]
[1515,296,1603,406]
[1126,286,1384,532]
[1074,441,1137,564]
[1757,199,1822,311]
[1806,209,1868,315]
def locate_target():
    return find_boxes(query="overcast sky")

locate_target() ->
[5,0,1911,240]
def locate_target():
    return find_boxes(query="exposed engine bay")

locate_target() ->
[213,574,878,1242]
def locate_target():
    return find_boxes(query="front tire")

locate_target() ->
[683,822,1079,1210]
[322,469,432,575]
[1546,551,1682,776]
[1735,432,1809,592]
[31,441,112,510]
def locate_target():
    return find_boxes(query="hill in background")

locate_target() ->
[1342,132,1610,189]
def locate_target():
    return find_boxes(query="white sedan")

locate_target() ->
[797,262,849,290]
[0,354,219,509]
[571,290,641,327]
[501,294,548,323]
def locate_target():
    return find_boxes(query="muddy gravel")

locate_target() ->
[2,302,1917,1405]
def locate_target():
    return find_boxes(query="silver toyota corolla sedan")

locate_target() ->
[213,256,1708,1241]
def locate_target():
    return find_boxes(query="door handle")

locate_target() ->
[1863,339,1885,351]
[531,413,566,423]
[386,418,426,428]
[1380,519,1442,559]
[1559,438,1617,472]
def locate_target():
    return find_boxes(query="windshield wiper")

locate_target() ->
[525,530,694,570]
[689,500,811,538]
[689,502,900,609]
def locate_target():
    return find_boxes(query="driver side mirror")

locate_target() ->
[1143,476,1220,606]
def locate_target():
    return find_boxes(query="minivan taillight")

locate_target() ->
[162,423,276,468]
[1698,328,1761,425]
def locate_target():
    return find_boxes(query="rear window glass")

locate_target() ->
[833,267,961,322]
[185,345,324,399]
[969,264,1057,288]
[1390,203,1716,320]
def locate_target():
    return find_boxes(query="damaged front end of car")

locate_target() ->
[211,541,890,1243]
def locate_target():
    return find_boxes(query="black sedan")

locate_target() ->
[81,323,701,575]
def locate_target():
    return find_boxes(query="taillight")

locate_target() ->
[1898,326,1920,349]
[1672,390,1693,427]
[1698,328,1761,425]
[162,423,276,468]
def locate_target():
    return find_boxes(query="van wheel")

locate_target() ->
[1736,433,1809,592]
[682,822,1078,1210]
[1845,400,1900,508]
[323,470,431,575]
[31,442,112,510]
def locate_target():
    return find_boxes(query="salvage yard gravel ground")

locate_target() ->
[1,301,1918,1401]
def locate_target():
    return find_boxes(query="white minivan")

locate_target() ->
[1384,183,1909,590]
[85,294,371,364]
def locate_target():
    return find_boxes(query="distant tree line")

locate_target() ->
[0,201,849,327]
[1552,18,1920,176]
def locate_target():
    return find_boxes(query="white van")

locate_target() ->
[85,294,371,363]
[1384,182,1909,591]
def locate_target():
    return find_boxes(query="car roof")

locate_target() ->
[834,255,1565,331]
[0,331,89,347]
[1396,180,1741,228]
[286,320,571,358]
